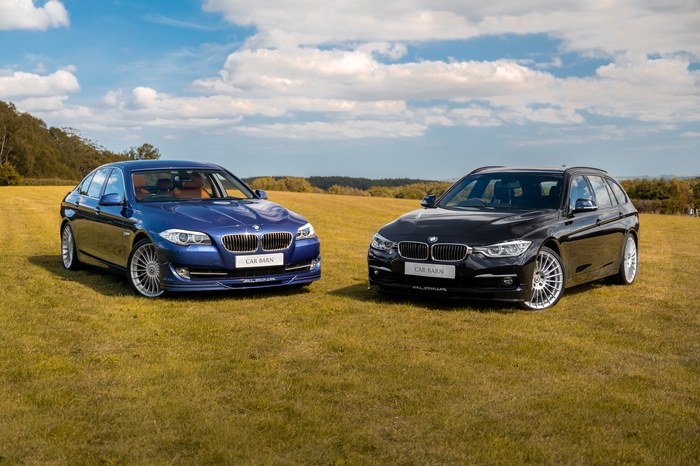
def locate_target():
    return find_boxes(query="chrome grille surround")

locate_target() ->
[431,243,471,262]
[398,241,429,260]
[261,232,293,251]
[221,234,259,253]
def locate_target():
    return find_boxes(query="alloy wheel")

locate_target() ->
[623,236,638,283]
[525,249,564,310]
[129,242,163,297]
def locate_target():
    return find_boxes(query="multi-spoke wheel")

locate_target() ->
[127,239,164,298]
[61,223,80,270]
[520,247,565,311]
[608,234,638,285]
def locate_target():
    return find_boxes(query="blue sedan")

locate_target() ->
[60,160,321,297]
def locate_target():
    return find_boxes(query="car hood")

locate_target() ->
[139,199,307,231]
[379,207,559,244]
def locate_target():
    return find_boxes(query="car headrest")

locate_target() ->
[157,179,173,190]
[181,174,204,189]
[133,174,147,189]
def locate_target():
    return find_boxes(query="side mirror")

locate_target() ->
[99,193,123,206]
[255,189,268,200]
[572,198,598,213]
[421,195,436,207]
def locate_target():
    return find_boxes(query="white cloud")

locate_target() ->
[0,0,69,31]
[102,89,123,106]
[202,0,700,57]
[33,62,46,73]
[234,120,428,139]
[680,132,700,138]
[0,69,80,98]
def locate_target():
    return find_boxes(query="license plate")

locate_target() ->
[405,262,455,279]
[235,253,284,268]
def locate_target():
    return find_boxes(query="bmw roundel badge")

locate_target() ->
[252,225,261,231]
[428,236,438,243]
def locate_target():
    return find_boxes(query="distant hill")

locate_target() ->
[243,175,445,190]
[0,100,160,185]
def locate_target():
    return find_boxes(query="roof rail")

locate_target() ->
[468,166,506,175]
[564,166,608,174]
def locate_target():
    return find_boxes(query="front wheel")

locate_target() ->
[127,239,165,298]
[608,234,638,285]
[61,223,80,270]
[520,247,566,311]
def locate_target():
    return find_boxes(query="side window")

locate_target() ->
[569,175,593,210]
[86,168,111,198]
[79,173,95,196]
[588,176,613,208]
[104,168,126,201]
[606,178,628,205]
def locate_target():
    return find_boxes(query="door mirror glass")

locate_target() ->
[99,193,123,206]
[573,198,598,213]
[421,195,436,207]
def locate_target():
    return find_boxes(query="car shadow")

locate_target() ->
[328,283,518,314]
[29,254,132,297]
[28,254,314,301]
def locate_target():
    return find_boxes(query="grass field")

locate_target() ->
[1,186,699,465]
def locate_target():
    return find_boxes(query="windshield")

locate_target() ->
[132,169,255,202]
[437,173,564,210]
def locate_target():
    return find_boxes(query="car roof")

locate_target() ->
[104,160,223,171]
[468,166,608,176]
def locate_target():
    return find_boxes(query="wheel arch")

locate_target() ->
[540,238,561,258]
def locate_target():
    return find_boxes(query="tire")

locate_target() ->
[608,233,638,285]
[127,239,165,298]
[519,246,566,311]
[61,223,81,270]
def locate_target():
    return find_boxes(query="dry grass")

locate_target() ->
[0,187,699,465]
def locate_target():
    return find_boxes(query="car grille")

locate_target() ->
[261,232,293,251]
[221,234,259,253]
[431,244,469,262]
[398,241,429,260]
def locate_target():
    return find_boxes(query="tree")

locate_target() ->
[669,178,694,213]
[123,143,161,160]
[0,162,23,186]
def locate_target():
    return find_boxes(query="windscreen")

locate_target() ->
[132,169,254,202]
[437,173,564,210]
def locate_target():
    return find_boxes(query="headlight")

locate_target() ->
[474,240,531,257]
[370,233,397,251]
[159,229,212,246]
[296,222,316,240]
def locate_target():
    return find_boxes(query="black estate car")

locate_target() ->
[367,166,639,310]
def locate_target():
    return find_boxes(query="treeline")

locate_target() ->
[620,177,699,214]
[0,100,160,186]
[247,176,452,200]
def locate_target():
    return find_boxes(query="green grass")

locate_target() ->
[1,187,699,465]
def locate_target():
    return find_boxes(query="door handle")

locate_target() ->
[95,206,101,214]
[619,212,624,218]
[596,216,603,224]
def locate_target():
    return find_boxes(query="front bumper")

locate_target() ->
[154,235,321,292]
[367,246,537,302]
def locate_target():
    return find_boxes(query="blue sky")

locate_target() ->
[1,0,699,179]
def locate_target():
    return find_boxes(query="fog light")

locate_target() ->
[502,277,514,286]
[175,267,190,279]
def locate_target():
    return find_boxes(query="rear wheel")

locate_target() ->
[61,223,80,270]
[608,234,638,285]
[520,247,565,311]
[127,239,165,298]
